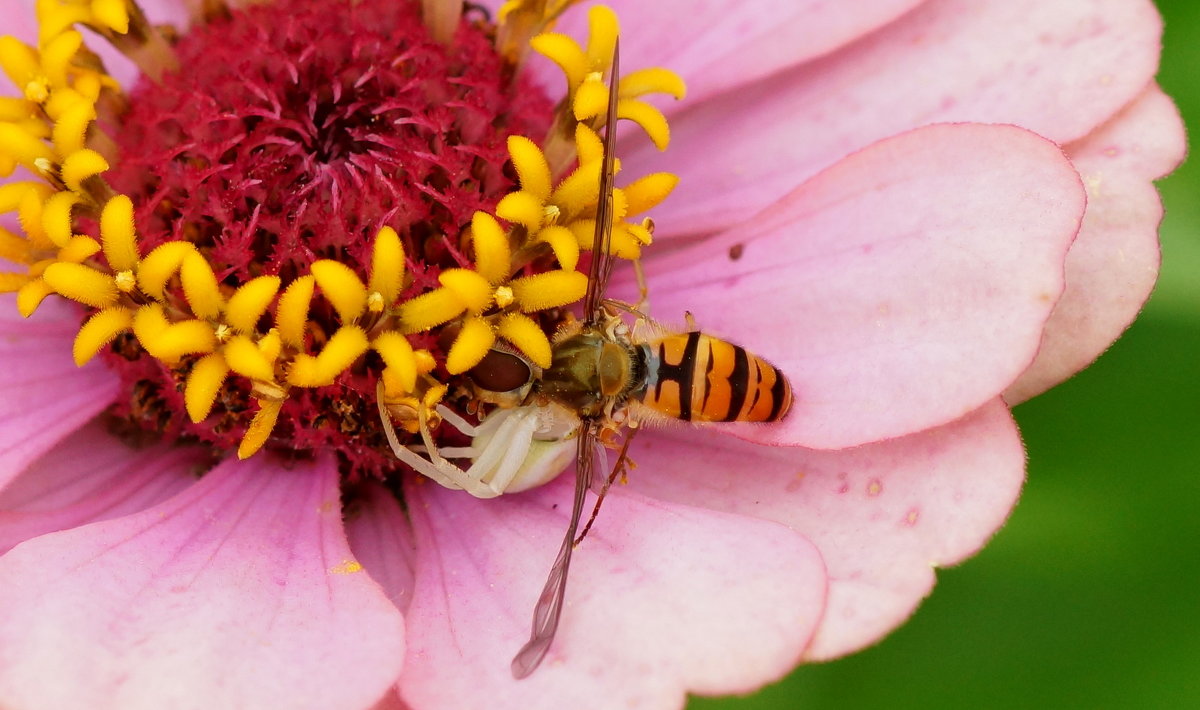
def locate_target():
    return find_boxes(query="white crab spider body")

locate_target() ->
[379,397,578,498]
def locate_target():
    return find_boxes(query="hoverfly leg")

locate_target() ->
[632,257,650,312]
[574,426,637,546]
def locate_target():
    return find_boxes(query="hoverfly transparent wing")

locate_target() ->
[582,39,621,325]
[510,421,597,678]
[511,40,621,681]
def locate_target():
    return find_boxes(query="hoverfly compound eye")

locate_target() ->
[469,348,535,395]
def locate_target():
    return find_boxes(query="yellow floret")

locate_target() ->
[497,312,552,368]
[510,270,587,311]
[42,261,117,307]
[288,325,370,387]
[180,250,225,320]
[373,331,418,393]
[237,398,284,459]
[367,226,405,307]
[275,274,315,347]
[225,275,282,334]
[311,259,367,323]
[60,148,109,193]
[445,316,496,375]
[99,194,139,272]
[72,305,132,365]
[185,352,230,422]
[137,241,196,301]
[132,304,217,363]
[471,211,511,284]
[437,268,493,313]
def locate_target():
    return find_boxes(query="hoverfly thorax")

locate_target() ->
[537,327,647,418]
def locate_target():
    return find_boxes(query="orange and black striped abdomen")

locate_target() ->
[640,332,793,423]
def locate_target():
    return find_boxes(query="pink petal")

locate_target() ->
[633,123,1083,449]
[399,478,826,708]
[345,479,419,613]
[634,0,1163,238]
[0,295,119,492]
[627,398,1023,660]
[1005,83,1187,403]
[0,454,406,710]
[532,0,925,105]
[0,418,201,554]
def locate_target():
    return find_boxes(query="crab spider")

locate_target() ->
[378,396,579,498]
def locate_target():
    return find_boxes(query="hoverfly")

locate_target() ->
[508,42,793,678]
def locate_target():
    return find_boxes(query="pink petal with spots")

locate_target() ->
[346,479,419,614]
[633,123,1082,449]
[399,478,826,709]
[528,0,925,105]
[0,295,119,491]
[0,418,201,554]
[629,399,1023,660]
[631,0,1162,238]
[0,453,406,710]
[1006,84,1187,403]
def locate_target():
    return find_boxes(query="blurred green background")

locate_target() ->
[691,1,1199,708]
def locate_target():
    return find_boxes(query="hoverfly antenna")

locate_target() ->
[583,38,620,324]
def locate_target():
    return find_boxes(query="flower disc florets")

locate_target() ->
[101,0,553,476]
[1,0,682,486]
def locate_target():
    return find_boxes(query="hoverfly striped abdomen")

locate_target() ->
[641,332,793,423]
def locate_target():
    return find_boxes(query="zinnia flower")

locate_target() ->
[0,0,1184,708]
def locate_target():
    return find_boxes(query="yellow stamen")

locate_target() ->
[583,5,619,68]
[237,398,284,459]
[373,331,418,393]
[180,250,225,320]
[61,148,110,193]
[51,100,96,157]
[622,172,678,216]
[91,0,132,34]
[0,226,31,264]
[495,190,544,233]
[619,67,687,101]
[16,278,54,317]
[311,259,368,324]
[99,194,139,272]
[137,241,196,301]
[367,226,405,306]
[509,270,587,311]
[529,32,588,92]
[536,224,580,270]
[497,312,552,368]
[288,325,370,387]
[0,272,31,292]
[275,274,315,348]
[507,135,553,201]
[619,98,670,150]
[436,268,493,313]
[225,275,282,334]
[41,191,81,248]
[471,211,511,284]
[39,30,83,88]
[223,334,277,382]
[73,305,132,365]
[42,261,118,307]
[57,235,101,263]
[132,304,217,362]
[445,315,496,374]
[184,352,229,423]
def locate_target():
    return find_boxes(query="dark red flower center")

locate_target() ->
[100,0,553,478]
